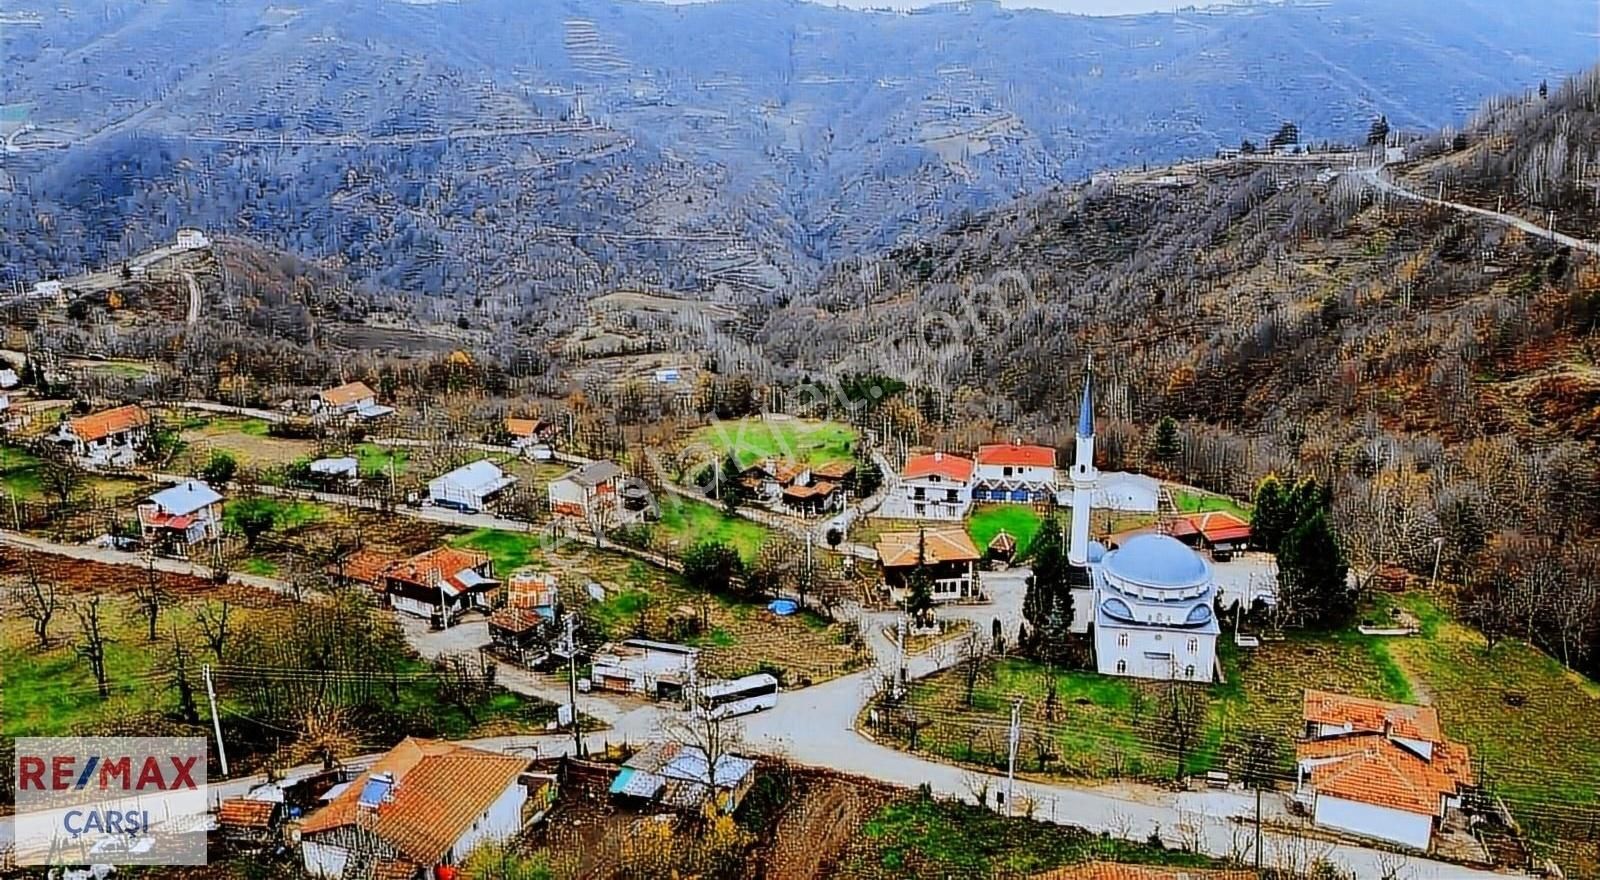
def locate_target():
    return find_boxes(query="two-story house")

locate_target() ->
[896,452,974,520]
[138,480,223,557]
[973,442,1057,503]
[56,404,151,467]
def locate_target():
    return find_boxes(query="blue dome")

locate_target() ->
[1101,597,1135,622]
[1087,540,1107,563]
[1104,534,1210,588]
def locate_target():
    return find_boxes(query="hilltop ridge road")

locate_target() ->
[1359,165,1600,256]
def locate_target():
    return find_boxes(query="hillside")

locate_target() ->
[2,0,1594,315]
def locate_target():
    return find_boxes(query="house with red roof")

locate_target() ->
[334,545,500,623]
[299,737,553,879]
[137,480,223,557]
[1294,689,1476,850]
[973,441,1057,504]
[55,403,151,466]
[1168,510,1253,558]
[893,451,975,520]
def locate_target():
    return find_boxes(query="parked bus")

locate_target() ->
[696,673,779,719]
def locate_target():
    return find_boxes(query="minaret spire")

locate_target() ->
[1069,361,1098,568]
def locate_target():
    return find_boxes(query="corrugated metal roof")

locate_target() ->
[147,481,223,516]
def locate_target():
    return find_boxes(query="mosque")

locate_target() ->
[1065,368,1220,682]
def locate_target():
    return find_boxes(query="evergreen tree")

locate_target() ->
[1249,474,1291,553]
[1152,416,1181,466]
[1366,114,1390,147]
[1268,121,1299,149]
[1022,518,1069,659]
[1278,510,1353,628]
[852,445,883,497]
[905,529,935,624]
[718,452,749,514]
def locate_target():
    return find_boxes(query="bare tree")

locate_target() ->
[12,557,60,649]
[1157,677,1207,782]
[195,599,233,661]
[958,629,992,707]
[73,595,112,699]
[131,555,165,642]
[658,706,745,809]
[36,446,84,509]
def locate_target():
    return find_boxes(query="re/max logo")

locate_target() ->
[16,756,201,791]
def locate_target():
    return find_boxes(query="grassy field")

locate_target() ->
[0,443,42,499]
[836,793,1230,879]
[688,416,857,469]
[966,504,1056,558]
[1170,487,1250,519]
[356,442,409,477]
[223,496,327,533]
[450,527,864,685]
[177,415,312,470]
[655,495,774,562]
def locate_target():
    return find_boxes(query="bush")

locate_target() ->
[201,451,238,485]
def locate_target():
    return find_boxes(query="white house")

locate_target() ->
[1294,690,1475,850]
[0,368,17,390]
[55,404,151,467]
[428,459,517,512]
[138,480,223,557]
[547,460,623,522]
[894,452,974,520]
[299,737,540,879]
[973,442,1056,503]
[31,280,63,303]
[174,228,210,250]
[312,381,391,421]
[590,639,699,699]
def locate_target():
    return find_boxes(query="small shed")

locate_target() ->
[428,459,517,512]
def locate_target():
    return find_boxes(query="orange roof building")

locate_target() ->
[974,442,1058,504]
[1294,689,1475,850]
[58,404,151,464]
[901,451,975,482]
[875,527,985,604]
[316,381,376,411]
[299,738,536,876]
[895,452,976,521]
[976,442,1056,469]
[334,545,500,622]
[1167,510,1252,552]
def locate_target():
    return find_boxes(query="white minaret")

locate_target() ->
[1068,364,1097,567]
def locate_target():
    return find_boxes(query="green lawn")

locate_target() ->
[357,442,408,477]
[838,793,1229,879]
[689,417,857,469]
[0,443,42,500]
[452,527,545,572]
[223,497,327,533]
[966,504,1058,558]
[655,496,774,562]
[1170,487,1250,519]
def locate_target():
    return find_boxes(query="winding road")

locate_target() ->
[1358,165,1600,256]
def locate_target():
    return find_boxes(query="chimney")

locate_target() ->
[934,451,943,461]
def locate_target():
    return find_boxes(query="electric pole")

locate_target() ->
[563,612,583,757]
[1005,698,1022,817]
[202,664,228,776]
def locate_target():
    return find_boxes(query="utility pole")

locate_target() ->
[202,664,229,777]
[1430,536,1444,591]
[893,617,906,700]
[1254,781,1263,871]
[1005,698,1022,817]
[563,611,584,758]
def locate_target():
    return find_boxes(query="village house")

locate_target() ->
[488,570,561,663]
[505,416,555,454]
[312,381,392,422]
[1168,510,1253,559]
[547,460,623,522]
[895,452,975,520]
[875,526,984,604]
[388,546,498,621]
[174,227,211,250]
[55,403,151,467]
[1294,690,1476,850]
[738,458,807,502]
[299,737,552,879]
[781,479,842,515]
[307,456,358,485]
[609,742,758,814]
[428,459,517,513]
[216,797,282,845]
[137,481,223,557]
[973,442,1057,503]
[590,638,699,699]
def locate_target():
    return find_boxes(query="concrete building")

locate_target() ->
[428,459,517,512]
[973,442,1057,503]
[299,738,543,879]
[590,638,699,699]
[547,460,623,522]
[895,452,974,520]
[175,228,210,250]
[56,404,151,467]
[1294,690,1475,850]
[137,480,223,557]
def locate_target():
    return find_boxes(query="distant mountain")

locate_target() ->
[2,0,1594,310]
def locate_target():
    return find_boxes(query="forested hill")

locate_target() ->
[2,0,1595,310]
[759,64,1600,682]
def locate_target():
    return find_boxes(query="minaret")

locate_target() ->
[1068,364,1097,568]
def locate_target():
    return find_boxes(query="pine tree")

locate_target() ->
[1022,518,1069,660]
[1249,474,1290,553]
[906,529,935,624]
[1268,121,1299,149]
[1278,510,1352,628]
[1152,416,1181,466]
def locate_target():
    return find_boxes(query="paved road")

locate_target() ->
[1359,166,1600,257]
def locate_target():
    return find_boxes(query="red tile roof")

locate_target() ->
[299,738,529,865]
[901,452,974,482]
[68,404,150,443]
[217,798,277,829]
[977,443,1056,468]
[811,460,857,480]
[1168,511,1252,544]
[387,547,492,591]
[1303,689,1442,743]
[1298,734,1471,816]
[506,417,546,438]
[318,381,376,408]
[339,549,399,587]
[1032,863,1255,880]
[875,527,981,567]
[489,607,544,636]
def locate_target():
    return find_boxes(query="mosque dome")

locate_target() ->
[1103,533,1210,589]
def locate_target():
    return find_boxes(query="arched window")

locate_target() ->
[1188,638,1199,654]
[1117,633,1129,648]
[1116,660,1127,674]
[1185,665,1196,679]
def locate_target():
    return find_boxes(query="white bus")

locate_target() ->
[696,673,780,719]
